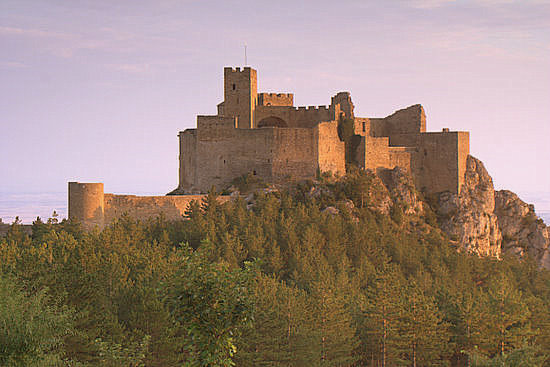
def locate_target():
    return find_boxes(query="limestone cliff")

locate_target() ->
[437,156,501,257]
[495,190,550,268]
[433,155,550,268]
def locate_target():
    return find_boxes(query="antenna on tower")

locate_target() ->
[244,43,247,66]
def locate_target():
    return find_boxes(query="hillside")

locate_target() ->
[1,159,550,366]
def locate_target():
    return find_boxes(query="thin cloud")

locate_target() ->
[0,60,27,68]
[0,26,71,39]
[407,0,456,9]
[109,63,151,74]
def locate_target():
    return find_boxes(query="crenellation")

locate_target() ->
[175,66,469,195]
[69,66,471,228]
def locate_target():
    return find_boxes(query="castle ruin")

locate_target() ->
[69,66,470,229]
[173,66,469,195]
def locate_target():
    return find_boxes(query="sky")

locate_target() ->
[1,0,549,203]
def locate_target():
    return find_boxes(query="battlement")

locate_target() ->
[224,66,254,74]
[258,92,294,107]
[261,93,293,98]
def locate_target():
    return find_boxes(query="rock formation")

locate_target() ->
[435,155,550,268]
[495,190,550,268]
[380,166,424,216]
[437,156,501,257]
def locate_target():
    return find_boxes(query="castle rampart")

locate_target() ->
[69,182,229,229]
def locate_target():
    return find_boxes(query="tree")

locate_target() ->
[0,275,74,366]
[164,242,255,367]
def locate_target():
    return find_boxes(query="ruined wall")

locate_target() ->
[258,93,293,106]
[317,122,346,176]
[384,104,426,135]
[330,92,355,119]
[255,105,333,128]
[354,117,371,136]
[68,182,104,229]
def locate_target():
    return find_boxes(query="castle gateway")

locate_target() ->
[173,66,469,195]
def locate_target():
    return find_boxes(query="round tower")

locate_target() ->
[68,182,104,229]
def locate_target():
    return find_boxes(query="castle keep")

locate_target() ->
[174,66,469,195]
[69,66,470,229]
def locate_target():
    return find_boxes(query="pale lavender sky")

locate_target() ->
[1,0,549,199]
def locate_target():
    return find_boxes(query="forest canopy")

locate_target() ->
[1,172,550,366]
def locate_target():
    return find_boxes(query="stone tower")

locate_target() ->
[68,182,104,229]
[221,67,257,129]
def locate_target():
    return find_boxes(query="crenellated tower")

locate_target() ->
[220,67,258,129]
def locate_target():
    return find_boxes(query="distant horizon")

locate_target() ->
[1,0,548,203]
[2,189,550,226]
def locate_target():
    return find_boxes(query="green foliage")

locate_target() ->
[0,276,74,366]
[164,242,255,367]
[1,172,550,366]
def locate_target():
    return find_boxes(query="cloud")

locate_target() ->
[0,26,71,39]
[109,63,151,74]
[0,60,27,69]
[406,0,456,9]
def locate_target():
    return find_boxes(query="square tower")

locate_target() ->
[223,67,257,129]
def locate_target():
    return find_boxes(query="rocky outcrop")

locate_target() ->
[435,155,550,268]
[495,190,550,268]
[437,156,502,257]
[380,167,424,216]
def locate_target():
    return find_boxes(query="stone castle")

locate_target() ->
[174,66,469,195]
[69,66,470,229]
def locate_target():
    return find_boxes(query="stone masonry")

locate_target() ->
[69,66,470,229]
[173,66,469,195]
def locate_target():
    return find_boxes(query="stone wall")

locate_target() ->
[68,182,105,229]
[389,131,469,194]
[69,182,230,229]
[195,124,274,192]
[317,122,346,177]
[223,67,257,129]
[179,129,197,191]
[258,93,293,106]
[356,136,390,170]
[271,128,318,181]
[103,194,216,224]
[255,105,333,129]
[389,147,413,172]
[384,104,426,135]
